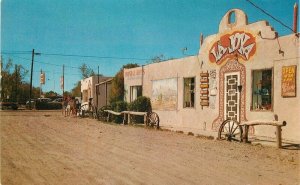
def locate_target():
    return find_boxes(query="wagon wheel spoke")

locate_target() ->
[147,112,159,128]
[218,119,242,142]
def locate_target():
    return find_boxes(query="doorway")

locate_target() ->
[224,72,240,121]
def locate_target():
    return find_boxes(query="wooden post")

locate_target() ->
[144,114,147,125]
[128,113,131,124]
[276,126,282,148]
[107,113,110,122]
[123,113,126,125]
[243,125,249,143]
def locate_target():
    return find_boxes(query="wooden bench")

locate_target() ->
[240,116,287,148]
[122,111,147,125]
[104,110,147,124]
[104,110,122,122]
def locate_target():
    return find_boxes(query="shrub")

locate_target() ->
[128,96,152,112]
[35,102,62,110]
[128,96,152,123]
[111,101,127,123]
[97,105,112,122]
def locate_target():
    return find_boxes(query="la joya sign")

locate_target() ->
[209,31,256,65]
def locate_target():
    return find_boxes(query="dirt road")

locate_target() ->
[1,111,299,185]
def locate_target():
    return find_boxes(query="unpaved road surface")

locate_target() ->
[1,111,299,185]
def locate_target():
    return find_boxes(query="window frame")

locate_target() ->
[130,85,142,102]
[183,77,196,109]
[250,68,274,112]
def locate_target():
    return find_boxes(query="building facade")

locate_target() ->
[81,76,111,106]
[124,9,300,142]
[95,78,112,108]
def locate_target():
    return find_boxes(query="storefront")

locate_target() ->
[124,9,299,142]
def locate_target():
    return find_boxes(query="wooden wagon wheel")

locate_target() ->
[147,112,160,129]
[79,104,88,118]
[218,119,242,142]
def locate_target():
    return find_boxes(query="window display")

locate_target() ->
[251,69,272,111]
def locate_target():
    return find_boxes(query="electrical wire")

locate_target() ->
[2,51,151,61]
[245,0,295,33]
[40,52,150,61]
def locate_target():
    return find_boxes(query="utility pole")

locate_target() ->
[29,49,35,109]
[40,69,42,98]
[29,49,40,109]
[98,65,100,83]
[96,65,99,108]
[62,64,64,97]
[15,64,18,102]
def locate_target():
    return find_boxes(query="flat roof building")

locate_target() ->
[124,8,299,142]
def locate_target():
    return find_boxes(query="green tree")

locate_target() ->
[44,90,58,98]
[110,63,139,103]
[71,81,81,97]
[1,57,29,102]
[79,63,95,79]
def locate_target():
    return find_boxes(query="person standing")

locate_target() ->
[62,97,68,117]
[66,96,71,116]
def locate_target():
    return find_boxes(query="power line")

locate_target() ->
[2,55,82,70]
[245,0,294,33]
[39,52,150,61]
[1,51,31,54]
[2,51,151,61]
[2,55,91,77]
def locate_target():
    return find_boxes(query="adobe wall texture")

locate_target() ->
[124,9,300,142]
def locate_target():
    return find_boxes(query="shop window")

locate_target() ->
[183,78,195,108]
[130,86,142,102]
[251,69,272,111]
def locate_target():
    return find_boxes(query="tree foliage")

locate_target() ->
[109,63,139,103]
[71,81,81,97]
[79,63,96,79]
[0,57,39,103]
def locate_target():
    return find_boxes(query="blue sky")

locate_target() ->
[1,0,298,93]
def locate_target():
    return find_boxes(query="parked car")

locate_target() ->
[0,101,18,110]
[52,98,63,103]
[37,98,52,102]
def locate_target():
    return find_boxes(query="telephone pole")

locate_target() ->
[96,65,99,107]
[29,49,40,109]
[40,69,42,98]
[62,64,65,97]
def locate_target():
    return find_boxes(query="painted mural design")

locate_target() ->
[151,78,177,110]
[209,31,256,65]
[212,60,248,131]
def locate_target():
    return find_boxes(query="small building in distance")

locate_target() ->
[95,78,113,108]
[81,76,111,107]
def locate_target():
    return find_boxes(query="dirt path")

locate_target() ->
[1,111,299,185]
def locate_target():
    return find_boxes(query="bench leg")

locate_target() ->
[128,114,130,124]
[107,114,110,122]
[243,125,249,143]
[123,114,126,125]
[144,114,147,125]
[276,126,282,148]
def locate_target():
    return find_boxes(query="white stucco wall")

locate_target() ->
[124,9,300,142]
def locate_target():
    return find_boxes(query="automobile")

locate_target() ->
[26,99,36,105]
[37,98,52,102]
[52,98,63,103]
[0,101,18,110]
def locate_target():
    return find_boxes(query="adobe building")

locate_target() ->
[81,75,111,106]
[95,78,113,108]
[124,8,299,142]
